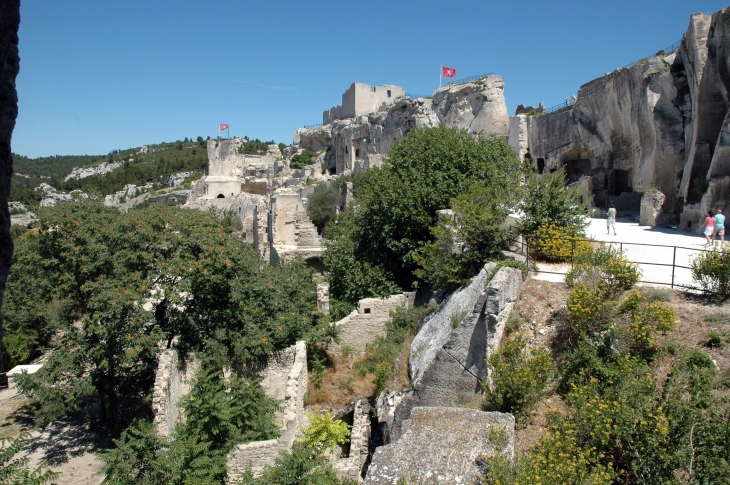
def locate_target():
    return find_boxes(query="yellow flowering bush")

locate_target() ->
[620,289,676,351]
[530,223,591,262]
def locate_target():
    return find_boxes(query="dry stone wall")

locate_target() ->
[151,350,198,437]
[227,341,309,481]
[327,294,408,357]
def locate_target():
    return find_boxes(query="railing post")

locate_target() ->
[571,239,575,270]
[671,246,677,289]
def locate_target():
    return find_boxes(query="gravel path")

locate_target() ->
[532,217,718,288]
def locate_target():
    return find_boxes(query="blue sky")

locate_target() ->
[13,0,730,158]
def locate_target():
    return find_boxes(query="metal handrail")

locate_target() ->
[507,232,707,290]
[303,123,323,129]
[545,98,575,114]
[446,73,495,86]
[405,93,431,99]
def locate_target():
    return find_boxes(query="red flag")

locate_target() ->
[219,123,229,131]
[441,66,456,78]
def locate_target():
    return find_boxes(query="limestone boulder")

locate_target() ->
[293,125,332,153]
[364,407,514,485]
[432,75,509,138]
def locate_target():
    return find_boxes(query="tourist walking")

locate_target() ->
[606,204,617,236]
[701,210,716,247]
[713,208,726,246]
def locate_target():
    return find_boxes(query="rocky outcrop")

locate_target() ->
[64,161,123,181]
[519,6,730,230]
[0,0,19,371]
[389,264,524,442]
[37,183,89,207]
[432,75,510,138]
[293,125,332,153]
[160,171,195,187]
[363,407,514,485]
[103,183,153,206]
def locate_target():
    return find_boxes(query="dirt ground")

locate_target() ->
[508,277,730,453]
[0,392,111,485]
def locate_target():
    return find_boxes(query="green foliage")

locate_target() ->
[7,201,319,430]
[0,431,58,485]
[239,138,276,155]
[290,149,316,169]
[487,258,530,282]
[100,420,223,485]
[180,364,279,451]
[414,182,514,290]
[704,330,726,348]
[325,126,522,305]
[646,288,671,302]
[483,333,554,422]
[238,441,356,485]
[357,304,435,398]
[302,413,351,453]
[505,312,524,333]
[566,246,641,300]
[704,311,730,324]
[519,167,590,237]
[693,177,709,197]
[306,182,340,233]
[530,222,592,262]
[691,247,730,301]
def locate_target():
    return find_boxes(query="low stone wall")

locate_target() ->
[228,341,309,482]
[152,350,198,437]
[328,295,407,357]
[388,264,525,442]
[333,399,372,482]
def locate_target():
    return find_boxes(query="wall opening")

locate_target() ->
[355,148,360,158]
[688,143,711,203]
[364,308,371,314]
[217,194,225,198]
[536,158,545,174]
[564,159,591,184]
[304,257,325,273]
[613,169,632,194]
[387,90,391,98]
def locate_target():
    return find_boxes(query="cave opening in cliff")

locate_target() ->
[536,158,545,174]
[687,143,712,203]
[612,169,632,195]
[216,194,225,198]
[564,159,591,184]
[305,256,325,273]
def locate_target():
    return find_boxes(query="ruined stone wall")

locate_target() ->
[227,341,309,482]
[388,264,524,442]
[328,294,407,357]
[269,188,323,265]
[333,399,372,481]
[151,350,198,437]
[324,83,406,124]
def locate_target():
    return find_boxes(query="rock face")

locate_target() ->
[517,6,730,230]
[37,183,89,207]
[389,264,524,442]
[363,407,514,485]
[432,75,510,138]
[0,0,19,371]
[64,161,123,181]
[293,77,509,175]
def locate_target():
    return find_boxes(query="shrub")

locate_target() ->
[505,312,524,333]
[704,311,730,324]
[704,330,725,348]
[306,182,340,233]
[690,247,730,300]
[290,149,316,169]
[483,333,554,422]
[566,246,640,299]
[0,431,59,485]
[620,290,676,353]
[566,283,613,335]
[302,412,351,454]
[530,222,591,262]
[646,288,671,302]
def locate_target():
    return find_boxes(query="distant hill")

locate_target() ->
[9,137,282,207]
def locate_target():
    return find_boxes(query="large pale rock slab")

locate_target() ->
[364,407,514,485]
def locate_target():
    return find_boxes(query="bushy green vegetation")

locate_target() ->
[324,126,523,315]
[0,431,58,485]
[306,181,340,233]
[691,247,730,301]
[485,247,730,484]
[238,138,277,155]
[10,141,210,206]
[4,201,323,431]
[290,149,316,169]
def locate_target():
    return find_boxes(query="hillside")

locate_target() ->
[9,137,283,207]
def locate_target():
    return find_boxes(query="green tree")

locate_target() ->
[306,182,340,233]
[0,432,58,485]
[290,149,315,169]
[519,167,590,236]
[325,126,522,307]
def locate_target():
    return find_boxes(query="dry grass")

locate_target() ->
[306,354,376,412]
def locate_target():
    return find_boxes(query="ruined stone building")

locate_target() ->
[186,138,326,268]
[294,75,510,175]
[508,7,730,231]
[323,83,406,125]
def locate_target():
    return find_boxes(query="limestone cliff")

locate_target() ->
[517,6,730,230]
[293,76,510,175]
[0,0,19,371]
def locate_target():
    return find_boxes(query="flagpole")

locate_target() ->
[439,65,442,88]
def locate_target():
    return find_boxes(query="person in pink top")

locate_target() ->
[702,210,716,248]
